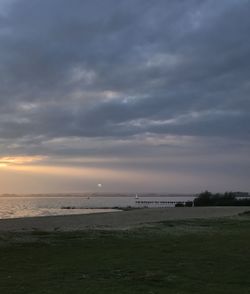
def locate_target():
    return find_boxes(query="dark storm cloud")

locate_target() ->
[0,0,250,155]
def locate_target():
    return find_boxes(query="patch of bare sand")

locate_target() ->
[0,207,249,232]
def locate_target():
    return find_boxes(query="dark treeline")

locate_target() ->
[194,191,250,206]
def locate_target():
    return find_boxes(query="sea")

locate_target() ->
[0,193,196,219]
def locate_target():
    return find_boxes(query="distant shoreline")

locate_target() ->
[0,193,196,197]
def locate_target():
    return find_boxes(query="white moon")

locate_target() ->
[98,183,102,188]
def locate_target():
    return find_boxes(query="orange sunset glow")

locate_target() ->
[0,156,45,166]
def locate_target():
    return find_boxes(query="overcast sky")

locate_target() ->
[0,0,249,193]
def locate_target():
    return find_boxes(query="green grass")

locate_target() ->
[0,217,250,294]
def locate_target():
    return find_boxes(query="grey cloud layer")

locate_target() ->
[0,0,250,155]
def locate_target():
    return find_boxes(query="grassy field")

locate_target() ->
[0,215,250,294]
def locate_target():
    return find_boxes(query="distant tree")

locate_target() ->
[194,191,250,206]
[194,191,213,206]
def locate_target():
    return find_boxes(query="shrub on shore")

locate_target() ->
[194,191,250,206]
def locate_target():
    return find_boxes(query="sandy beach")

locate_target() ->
[0,206,248,232]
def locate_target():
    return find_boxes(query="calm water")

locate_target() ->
[0,194,195,219]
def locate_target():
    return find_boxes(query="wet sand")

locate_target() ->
[0,207,248,232]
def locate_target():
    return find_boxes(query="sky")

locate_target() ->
[0,0,250,194]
